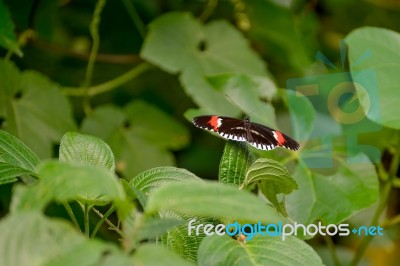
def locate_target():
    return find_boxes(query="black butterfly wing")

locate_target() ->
[217,117,248,142]
[248,122,300,151]
[192,116,218,131]
[192,116,247,142]
[193,115,300,151]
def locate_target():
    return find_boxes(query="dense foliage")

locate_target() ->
[0,0,400,265]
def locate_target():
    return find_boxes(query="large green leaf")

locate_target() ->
[137,217,186,241]
[146,181,283,224]
[0,1,22,56]
[159,214,210,262]
[130,166,201,195]
[132,244,194,266]
[218,141,253,186]
[11,161,129,212]
[124,100,189,150]
[206,73,277,127]
[286,154,379,225]
[0,162,35,185]
[126,166,201,207]
[128,166,204,261]
[59,132,115,173]
[81,102,189,178]
[198,235,323,266]
[0,129,40,184]
[0,60,76,158]
[141,12,268,114]
[244,0,311,71]
[245,158,297,216]
[0,212,132,266]
[44,241,133,266]
[286,90,316,141]
[0,130,39,172]
[244,158,296,190]
[141,12,266,76]
[345,27,400,129]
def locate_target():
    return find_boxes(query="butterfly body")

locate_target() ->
[192,115,299,151]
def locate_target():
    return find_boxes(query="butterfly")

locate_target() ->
[192,115,299,151]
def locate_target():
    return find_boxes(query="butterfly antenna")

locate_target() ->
[224,93,241,109]
[224,93,263,119]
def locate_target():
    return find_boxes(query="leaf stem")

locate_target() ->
[63,202,81,232]
[382,213,400,228]
[121,0,146,39]
[199,0,218,22]
[84,203,91,237]
[4,50,13,61]
[85,0,106,89]
[324,234,341,266]
[61,62,152,97]
[83,0,107,114]
[91,206,121,237]
[350,138,400,265]
[392,178,400,188]
[279,153,297,165]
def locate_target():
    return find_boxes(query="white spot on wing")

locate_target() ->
[272,131,278,141]
[217,118,222,128]
[247,141,278,150]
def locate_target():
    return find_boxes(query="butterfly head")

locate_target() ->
[243,116,250,124]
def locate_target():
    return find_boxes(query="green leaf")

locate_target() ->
[0,162,35,185]
[207,73,277,127]
[0,212,132,266]
[198,235,323,266]
[141,12,268,114]
[286,90,316,141]
[160,214,210,262]
[146,181,283,224]
[132,244,194,266]
[286,154,379,224]
[138,217,186,241]
[244,0,311,71]
[11,161,129,212]
[218,141,253,186]
[59,132,115,173]
[0,1,22,56]
[120,210,194,261]
[81,102,188,177]
[44,240,133,266]
[180,71,240,115]
[345,27,400,129]
[244,158,297,191]
[141,12,266,76]
[245,158,297,215]
[0,60,77,158]
[129,167,205,261]
[0,211,81,266]
[128,166,202,227]
[121,179,148,207]
[129,167,211,261]
[130,166,201,194]
[79,105,125,141]
[124,100,189,150]
[0,129,40,172]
